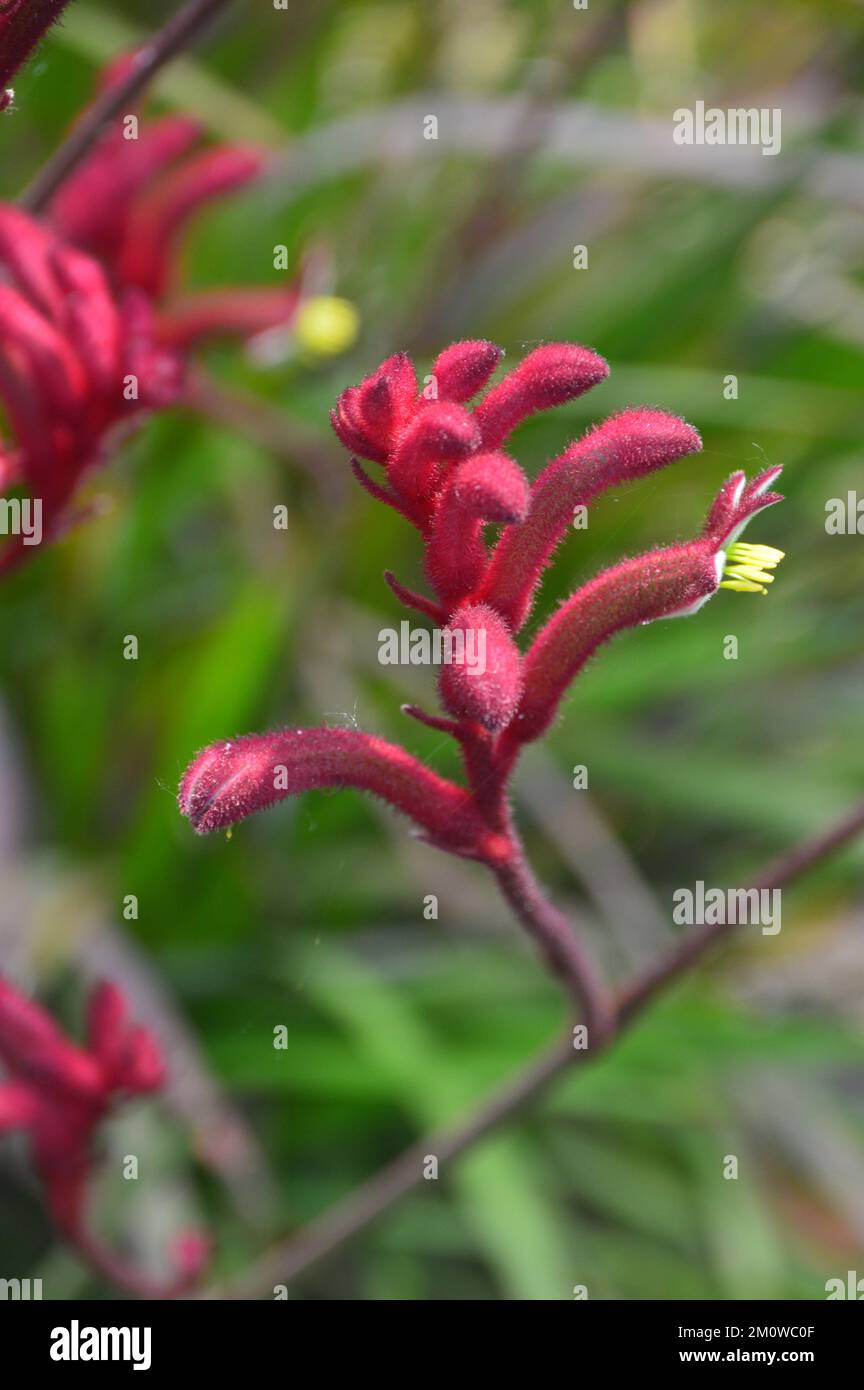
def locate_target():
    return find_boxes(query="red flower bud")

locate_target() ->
[50,115,202,262]
[387,400,479,503]
[0,977,101,1098]
[179,728,493,858]
[425,450,530,607]
[156,285,303,349]
[118,146,266,299]
[439,604,523,732]
[357,352,416,443]
[474,342,609,449]
[430,339,503,402]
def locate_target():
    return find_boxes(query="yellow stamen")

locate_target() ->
[721,541,784,595]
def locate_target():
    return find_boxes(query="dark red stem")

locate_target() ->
[0,0,74,107]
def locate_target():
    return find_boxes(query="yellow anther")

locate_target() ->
[721,540,784,595]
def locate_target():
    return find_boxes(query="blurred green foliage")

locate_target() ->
[1,0,863,1300]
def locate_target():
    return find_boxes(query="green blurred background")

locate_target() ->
[1,0,863,1300]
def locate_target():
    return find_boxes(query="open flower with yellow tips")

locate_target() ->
[179,341,785,1024]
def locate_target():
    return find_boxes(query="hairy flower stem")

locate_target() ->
[489,835,614,1041]
[21,0,236,212]
[0,0,74,108]
[457,723,613,1033]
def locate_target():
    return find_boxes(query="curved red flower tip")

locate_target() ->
[50,115,202,262]
[52,244,122,395]
[87,982,165,1095]
[387,400,480,504]
[430,339,504,403]
[121,289,185,409]
[479,407,702,629]
[0,204,66,319]
[425,450,530,607]
[439,603,523,732]
[155,284,303,350]
[703,465,784,547]
[331,353,417,464]
[356,352,417,444]
[473,342,609,449]
[0,977,102,1098]
[117,146,267,299]
[0,1081,35,1131]
[179,728,495,858]
[0,283,88,418]
[503,469,785,751]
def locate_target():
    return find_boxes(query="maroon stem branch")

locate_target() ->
[20,0,236,213]
[0,0,75,103]
[201,796,864,1300]
[491,843,615,1041]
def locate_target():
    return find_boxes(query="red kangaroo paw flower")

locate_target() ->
[504,470,785,749]
[50,115,202,257]
[331,355,417,464]
[50,114,202,262]
[478,408,702,629]
[0,204,65,318]
[179,728,494,858]
[46,59,332,369]
[0,1082,36,1131]
[86,982,165,1093]
[156,285,303,349]
[425,450,530,606]
[473,342,609,449]
[331,388,384,464]
[0,209,184,569]
[356,352,417,446]
[429,339,503,403]
[439,603,523,732]
[0,975,207,1295]
[52,244,122,396]
[191,341,787,1002]
[0,978,101,1098]
[387,400,480,507]
[0,283,88,418]
[118,146,266,299]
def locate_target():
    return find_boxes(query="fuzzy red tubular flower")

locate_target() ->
[502,465,784,754]
[473,343,609,448]
[478,407,703,630]
[179,728,503,860]
[180,340,785,1029]
[438,604,523,732]
[425,451,530,606]
[0,977,208,1297]
[0,206,182,570]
